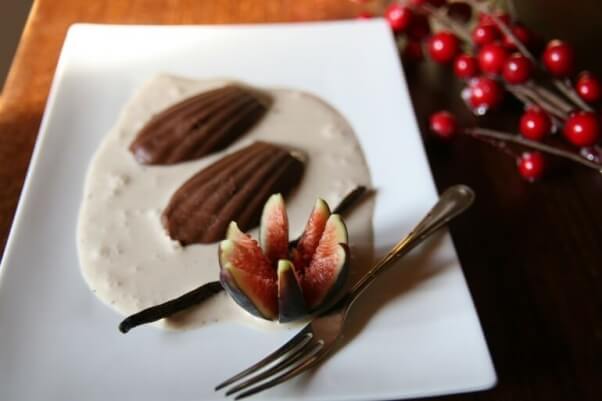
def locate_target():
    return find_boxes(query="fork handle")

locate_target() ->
[346,185,475,304]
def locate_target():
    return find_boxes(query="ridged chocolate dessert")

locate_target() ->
[162,141,305,244]
[129,85,272,165]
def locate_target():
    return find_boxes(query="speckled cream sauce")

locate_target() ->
[77,75,374,331]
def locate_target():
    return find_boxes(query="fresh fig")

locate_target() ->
[300,214,349,309]
[218,193,349,322]
[219,222,278,320]
[277,260,306,323]
[292,199,331,275]
[260,194,289,263]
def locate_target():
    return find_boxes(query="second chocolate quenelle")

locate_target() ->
[162,141,305,245]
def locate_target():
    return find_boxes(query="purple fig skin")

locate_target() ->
[277,260,307,323]
[218,236,278,320]
[219,268,267,320]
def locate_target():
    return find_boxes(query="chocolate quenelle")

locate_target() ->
[129,85,272,164]
[162,141,305,244]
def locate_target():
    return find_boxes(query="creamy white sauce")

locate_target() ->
[77,75,374,331]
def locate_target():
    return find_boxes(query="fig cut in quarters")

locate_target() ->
[219,194,349,322]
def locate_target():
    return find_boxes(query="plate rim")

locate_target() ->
[0,19,496,401]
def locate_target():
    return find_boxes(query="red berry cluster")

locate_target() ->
[359,0,602,182]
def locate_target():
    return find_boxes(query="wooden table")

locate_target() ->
[1,1,601,400]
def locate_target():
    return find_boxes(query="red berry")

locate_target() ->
[407,13,431,40]
[543,40,575,78]
[502,53,533,84]
[563,111,600,147]
[478,42,509,74]
[479,12,511,27]
[402,40,424,62]
[468,77,504,110]
[429,111,457,140]
[384,4,413,33]
[503,24,532,50]
[447,2,472,23]
[454,54,479,79]
[472,24,500,47]
[519,108,551,141]
[428,32,459,64]
[517,152,545,181]
[575,71,601,103]
[356,11,373,19]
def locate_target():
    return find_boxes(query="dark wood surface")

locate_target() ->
[0,1,601,400]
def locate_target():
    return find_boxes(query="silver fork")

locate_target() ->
[215,185,475,399]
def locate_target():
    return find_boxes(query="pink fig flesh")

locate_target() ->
[301,214,349,310]
[219,196,350,322]
[219,222,277,320]
[260,194,289,264]
[292,198,331,275]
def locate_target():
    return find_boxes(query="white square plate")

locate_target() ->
[0,20,495,401]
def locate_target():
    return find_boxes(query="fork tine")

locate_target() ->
[224,334,314,396]
[215,325,311,391]
[233,341,326,400]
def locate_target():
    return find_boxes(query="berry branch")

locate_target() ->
[464,0,535,63]
[503,0,516,19]
[359,0,602,181]
[507,85,568,120]
[419,3,471,41]
[554,79,594,112]
[528,83,573,115]
[465,127,602,172]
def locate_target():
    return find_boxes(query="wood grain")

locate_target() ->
[1,1,601,401]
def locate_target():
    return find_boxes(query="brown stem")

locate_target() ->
[465,0,536,63]
[464,127,602,172]
[519,91,564,128]
[465,0,590,116]
[466,0,593,111]
[508,85,569,120]
[506,85,533,106]
[419,0,585,120]
[527,82,574,114]
[504,0,517,18]
[468,133,520,158]
[505,85,562,127]
[554,79,594,112]
[467,1,592,114]
[419,3,472,42]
